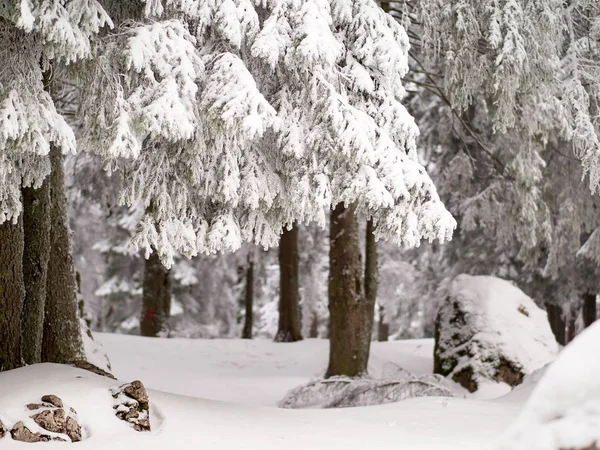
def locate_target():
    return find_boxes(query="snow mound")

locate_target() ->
[279,370,456,409]
[497,320,600,450]
[434,275,558,393]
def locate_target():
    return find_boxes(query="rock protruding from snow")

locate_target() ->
[0,419,6,438]
[110,380,151,431]
[497,321,600,450]
[434,275,558,393]
[24,395,82,442]
[10,421,67,443]
[279,372,456,409]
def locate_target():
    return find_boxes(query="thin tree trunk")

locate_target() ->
[42,146,85,363]
[365,219,378,339]
[140,249,172,337]
[545,302,566,346]
[378,306,390,342]
[0,217,24,371]
[326,203,373,378]
[582,291,597,328]
[309,312,319,338]
[242,253,254,339]
[566,301,580,344]
[20,179,51,364]
[275,224,302,342]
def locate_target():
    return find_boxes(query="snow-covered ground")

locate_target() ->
[0,334,527,449]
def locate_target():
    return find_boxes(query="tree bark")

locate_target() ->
[0,217,24,371]
[326,204,373,378]
[378,306,390,342]
[545,302,566,346]
[140,249,172,337]
[275,224,302,342]
[20,179,51,365]
[42,146,85,363]
[582,291,597,328]
[365,219,378,339]
[242,253,254,339]
[566,301,580,344]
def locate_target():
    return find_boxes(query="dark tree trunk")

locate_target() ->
[582,292,597,328]
[20,179,51,364]
[365,219,378,339]
[309,312,319,338]
[326,204,373,378]
[42,146,85,363]
[140,249,172,337]
[275,225,302,342]
[566,301,580,344]
[242,254,254,339]
[378,306,390,342]
[545,302,566,346]
[0,217,24,371]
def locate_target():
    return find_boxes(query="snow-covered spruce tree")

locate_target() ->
[374,1,600,339]
[0,1,111,369]
[82,0,453,262]
[81,0,454,377]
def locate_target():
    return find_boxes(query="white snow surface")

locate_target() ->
[0,334,528,449]
[441,275,558,385]
[498,320,600,450]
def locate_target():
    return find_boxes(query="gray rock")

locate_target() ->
[10,421,53,443]
[0,419,6,438]
[41,395,63,408]
[26,395,83,442]
[111,380,151,432]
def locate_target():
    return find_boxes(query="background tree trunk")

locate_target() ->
[582,292,597,328]
[566,301,580,344]
[0,217,24,371]
[275,225,302,342]
[20,179,51,364]
[378,306,390,342]
[141,249,172,337]
[42,146,85,363]
[326,204,373,378]
[242,253,254,339]
[365,219,378,339]
[545,302,566,346]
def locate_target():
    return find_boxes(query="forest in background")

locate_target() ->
[0,0,599,381]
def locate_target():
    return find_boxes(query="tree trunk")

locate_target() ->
[365,219,378,339]
[42,146,85,363]
[378,306,389,342]
[275,224,302,342]
[582,292,597,328]
[242,254,254,339]
[20,179,51,365]
[326,203,373,378]
[140,249,172,337]
[0,217,24,371]
[309,312,319,338]
[545,302,566,346]
[566,301,580,344]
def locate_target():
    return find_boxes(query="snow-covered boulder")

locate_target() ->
[434,275,558,392]
[498,320,600,450]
